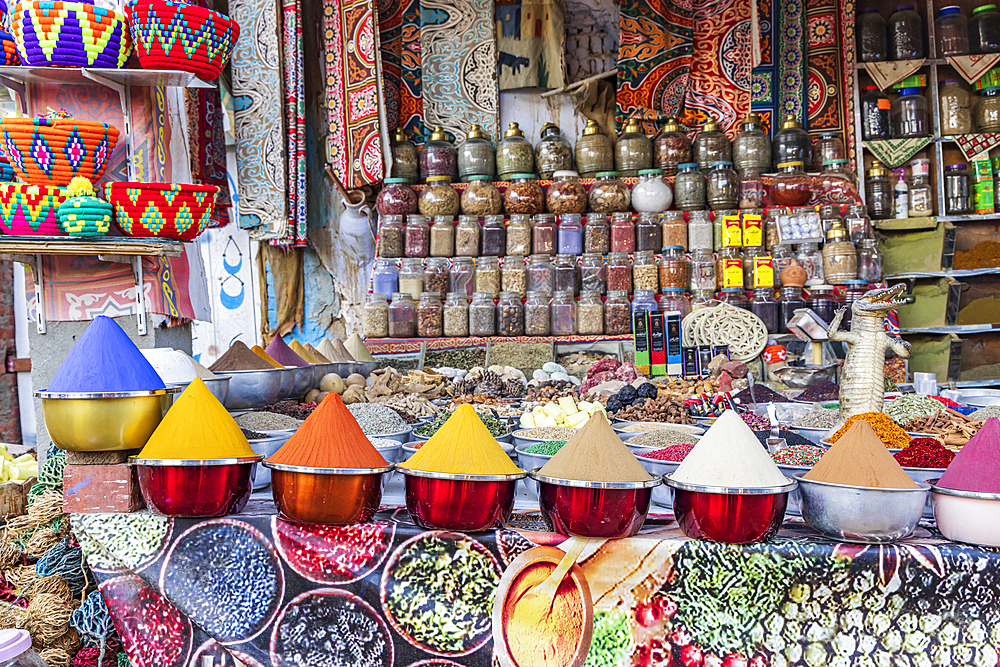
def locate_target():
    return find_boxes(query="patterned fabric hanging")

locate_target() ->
[399,0,427,142]
[806,0,856,166]
[282,0,307,245]
[750,0,775,135]
[378,0,404,131]
[776,0,807,126]
[495,0,567,91]
[185,88,231,228]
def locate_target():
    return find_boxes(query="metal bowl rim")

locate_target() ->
[219,367,294,375]
[414,425,513,439]
[529,468,661,489]
[36,387,181,399]
[166,374,232,384]
[930,485,1000,501]
[666,475,798,495]
[793,472,931,492]
[262,461,394,475]
[129,455,263,466]
[369,428,412,439]
[396,466,526,482]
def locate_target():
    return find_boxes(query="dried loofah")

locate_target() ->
[0,603,27,629]
[29,574,71,601]
[15,563,38,590]
[22,592,72,645]
[25,528,61,559]
[27,491,65,528]
[0,542,23,570]
[39,647,71,667]
[49,627,81,653]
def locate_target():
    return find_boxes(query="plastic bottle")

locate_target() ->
[894,170,909,219]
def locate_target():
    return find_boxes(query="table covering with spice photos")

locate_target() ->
[74,501,1000,667]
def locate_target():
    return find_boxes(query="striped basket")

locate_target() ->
[0,29,21,65]
[126,0,238,80]
[0,112,119,186]
[0,182,67,235]
[105,181,218,241]
[12,0,131,68]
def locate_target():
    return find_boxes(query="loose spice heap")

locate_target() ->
[770,444,825,466]
[346,403,408,435]
[306,343,331,362]
[290,340,320,364]
[538,412,652,482]
[884,394,949,424]
[136,378,256,459]
[345,333,375,362]
[804,421,917,489]
[898,411,982,447]
[48,315,166,392]
[936,417,1000,493]
[141,348,215,383]
[969,405,1000,420]
[952,240,1000,270]
[268,393,387,468]
[795,382,839,402]
[828,412,910,449]
[265,336,308,367]
[209,341,274,372]
[415,410,510,439]
[740,412,770,430]
[521,440,567,455]
[235,412,303,431]
[894,438,956,469]
[790,406,839,430]
[732,385,790,404]
[626,430,699,448]
[671,410,788,488]
[251,345,283,368]
[403,404,522,475]
[317,338,350,362]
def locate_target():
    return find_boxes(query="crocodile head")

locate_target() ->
[852,283,907,315]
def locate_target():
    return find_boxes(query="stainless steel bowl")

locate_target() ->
[903,467,946,518]
[634,455,681,508]
[167,374,230,405]
[511,428,579,449]
[292,366,314,397]
[357,361,377,377]
[277,366,298,400]
[247,433,290,489]
[331,362,356,379]
[794,473,930,544]
[223,368,288,410]
[612,422,704,436]
[514,446,553,498]
[368,427,410,444]
[775,464,811,515]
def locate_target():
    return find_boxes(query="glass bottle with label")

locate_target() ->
[457,124,496,182]
[496,122,534,180]
[693,118,731,171]
[615,118,653,177]
[945,164,972,214]
[940,79,973,135]
[976,87,1000,131]
[908,158,934,216]
[821,223,858,284]
[716,246,743,289]
[575,119,614,178]
[861,86,892,140]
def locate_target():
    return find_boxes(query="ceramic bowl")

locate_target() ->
[931,485,1000,547]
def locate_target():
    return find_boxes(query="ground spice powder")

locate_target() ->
[47,315,166,392]
[209,341,273,372]
[805,420,917,488]
[250,345,283,368]
[953,240,1000,270]
[671,410,788,488]
[306,344,331,362]
[317,338,354,362]
[829,412,910,449]
[265,336,308,367]
[937,417,1000,493]
[268,393,387,468]
[290,340,320,364]
[894,438,955,468]
[539,412,651,482]
[403,404,522,474]
[345,333,376,362]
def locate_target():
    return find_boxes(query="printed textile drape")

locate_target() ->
[185,88,232,228]
[806,0,856,165]
[398,0,427,141]
[750,0,775,135]
[282,0,307,244]
[495,0,567,91]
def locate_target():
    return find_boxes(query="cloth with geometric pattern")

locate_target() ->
[806,0,856,167]
[946,53,1000,85]
[953,133,1000,160]
[864,59,926,91]
[865,137,932,169]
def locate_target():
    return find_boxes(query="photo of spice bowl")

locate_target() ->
[131,456,262,517]
[530,469,661,538]
[396,467,526,532]
[264,462,394,525]
[931,485,1000,547]
[666,476,797,544]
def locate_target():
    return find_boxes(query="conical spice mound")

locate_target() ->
[403,404,522,475]
[804,420,918,489]
[290,340,320,364]
[268,393,388,469]
[251,345,283,368]
[539,411,652,483]
[265,335,308,367]
[937,416,1000,493]
[47,315,165,392]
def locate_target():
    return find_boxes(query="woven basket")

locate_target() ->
[0,30,21,65]
[0,114,119,186]
[12,0,131,67]
[57,195,111,236]
[126,0,238,79]
[105,181,218,241]
[0,183,67,235]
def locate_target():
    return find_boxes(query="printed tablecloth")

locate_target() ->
[75,501,1000,667]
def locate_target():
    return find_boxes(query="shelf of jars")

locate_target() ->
[363,334,633,356]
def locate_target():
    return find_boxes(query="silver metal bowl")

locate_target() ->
[794,473,930,544]
[223,368,288,411]
[247,433,291,489]
[903,467,946,518]
[366,427,410,444]
[775,464,812,515]
[612,421,704,436]
[513,446,554,498]
[330,362,356,379]
[277,367,298,400]
[292,366,314,397]
[357,361,377,377]
[511,428,579,449]
[931,485,1000,547]
[634,455,681,508]
[168,374,230,405]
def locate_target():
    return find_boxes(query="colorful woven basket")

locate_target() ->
[0,29,21,65]
[12,0,131,67]
[0,111,119,186]
[57,195,111,236]
[105,181,218,241]
[0,182,67,235]
[126,0,238,80]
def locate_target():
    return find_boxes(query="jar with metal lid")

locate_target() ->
[390,128,420,182]
[557,214,584,254]
[575,119,614,178]
[482,214,506,256]
[693,118,731,171]
[858,7,889,61]
[865,160,894,219]
[607,252,632,292]
[372,257,399,299]
[689,247,716,291]
[399,257,424,299]
[461,176,502,216]
[424,256,450,297]
[417,292,444,337]
[443,292,469,337]
[457,125,496,182]
[377,178,418,216]
[505,174,545,215]
[945,164,972,214]
[418,176,460,218]
[796,242,824,285]
[765,209,782,249]
[554,253,579,294]
[772,244,795,285]
[632,289,658,316]
[615,118,653,177]
[610,212,635,253]
[813,132,846,171]
[419,126,458,181]
[475,256,501,297]
[388,292,416,337]
[454,215,480,256]
[404,214,431,257]
[807,285,839,323]
[584,212,609,253]
[429,215,455,256]
[713,209,738,251]
[969,4,1000,53]
[815,159,859,201]
[497,291,524,336]
[740,246,766,288]
[688,210,713,250]
[940,79,973,135]
[496,122,534,180]
[861,86,892,140]
[771,115,811,171]
[364,292,389,338]
[654,118,692,175]
[631,169,674,212]
[379,214,405,257]
[674,162,707,211]
[662,211,687,249]
[888,4,924,60]
[633,249,659,290]
[891,87,928,138]
[907,158,934,216]
[580,252,605,293]
[524,291,551,336]
[635,213,662,252]
[719,287,750,310]
[578,290,604,334]
[937,6,969,56]
[528,254,555,294]
[658,246,690,290]
[822,225,858,284]
[659,287,691,317]
[551,290,577,335]
[733,113,771,172]
[739,168,766,209]
[535,123,574,179]
[778,285,805,332]
[450,256,475,298]
[502,255,527,296]
[707,161,739,210]
[748,288,778,332]
[533,213,557,255]
[605,290,632,334]
[976,87,1000,131]
[589,172,631,213]
[857,238,884,281]
[469,291,496,336]
[771,162,812,206]
[546,170,587,215]
[507,214,532,255]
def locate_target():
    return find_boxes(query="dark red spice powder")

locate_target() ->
[894,438,956,469]
[639,443,696,462]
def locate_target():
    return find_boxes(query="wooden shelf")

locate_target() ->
[0,236,183,258]
[900,324,1000,334]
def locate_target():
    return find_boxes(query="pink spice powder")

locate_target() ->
[937,417,1000,493]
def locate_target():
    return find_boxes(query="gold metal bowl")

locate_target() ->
[36,388,180,451]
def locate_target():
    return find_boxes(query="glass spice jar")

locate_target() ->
[659,287,691,317]
[659,246,690,290]
[861,86,892,140]
[693,118,731,171]
[713,210,738,252]
[688,210,713,250]
[739,168,766,209]
[469,291,496,336]
[399,257,424,299]
[779,285,805,333]
[547,170,588,215]
[937,6,969,56]
[636,213,662,252]
[716,246,743,289]
[450,256,475,298]
[771,162,813,207]
[584,213,610,253]
[808,285,839,323]
[533,213,558,255]
[377,178,418,216]
[976,87,1000,131]
[858,7,889,61]
[554,254,579,294]
[969,3,1000,54]
[844,204,872,243]
[610,212,635,253]
[689,247,716,291]
[865,160,894,219]
[654,118,692,175]
[605,290,632,334]
[424,257,450,297]
[502,255,527,297]
[589,172,631,213]
[443,292,469,337]
[719,287,750,310]
[607,252,632,292]
[364,292,389,338]
[496,122,535,181]
[575,119,614,178]
[390,128,420,182]
[632,289,658,316]
[389,292,416,337]
[857,237,884,281]
[891,87,929,138]
[535,123,575,179]
[528,254,555,294]
[419,126,458,181]
[461,176,502,216]
[771,115,811,171]
[631,169,674,212]
[742,246,767,288]
[580,252,606,293]
[750,288,779,333]
[662,211,687,249]
[945,163,972,214]
[633,250,659,291]
[615,118,653,177]
[765,209,782,250]
[419,176,460,218]
[497,291,524,336]
[505,174,545,215]
[888,4,925,60]
[841,279,870,328]
[405,214,431,257]
[816,159,859,202]
[379,214,405,258]
[457,125,496,182]
[507,214,533,256]
[907,158,934,217]
[578,290,604,334]
[524,291,551,336]
[675,162,707,211]
[707,161,739,210]
[482,214,506,256]
[429,215,455,257]
[417,292,444,337]
[733,113,771,173]
[372,257,399,299]
[821,225,858,284]
[558,214,584,254]
[796,242,825,285]
[813,132,846,171]
[551,290,577,335]
[476,256,501,297]
[455,215,481,257]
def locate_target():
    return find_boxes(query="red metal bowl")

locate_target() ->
[530,469,661,538]
[398,467,526,532]
[265,462,393,525]
[666,476,797,544]
[131,456,261,517]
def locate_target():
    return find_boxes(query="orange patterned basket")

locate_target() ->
[105,181,218,241]
[0,182,68,235]
[0,111,118,186]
